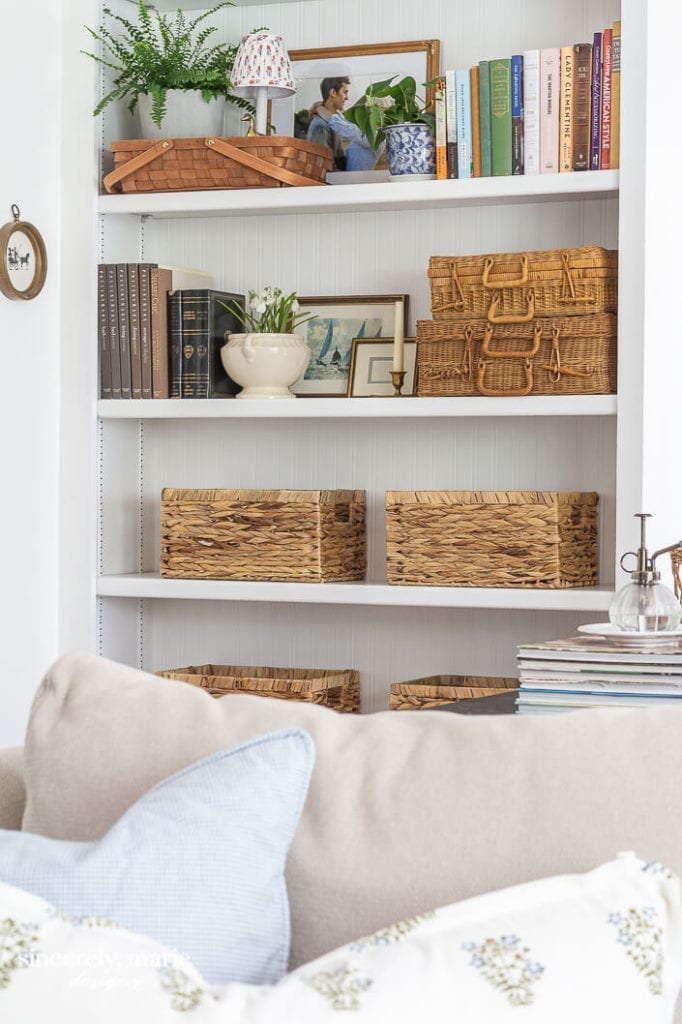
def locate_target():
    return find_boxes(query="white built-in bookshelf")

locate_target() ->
[59,0,682,710]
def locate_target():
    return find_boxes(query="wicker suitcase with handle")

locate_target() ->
[428,246,617,323]
[415,313,616,397]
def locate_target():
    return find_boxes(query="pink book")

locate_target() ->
[539,47,560,173]
[600,28,613,170]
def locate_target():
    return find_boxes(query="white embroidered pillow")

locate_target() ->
[0,853,679,1023]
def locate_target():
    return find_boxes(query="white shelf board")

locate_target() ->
[98,395,617,419]
[98,170,618,220]
[97,574,614,611]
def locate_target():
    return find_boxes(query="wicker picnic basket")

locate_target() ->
[158,664,360,713]
[385,490,599,588]
[160,488,366,582]
[428,246,618,322]
[389,674,518,710]
[103,135,332,194]
[415,313,617,397]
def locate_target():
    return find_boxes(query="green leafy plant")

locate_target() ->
[82,0,251,129]
[219,287,313,334]
[343,75,436,152]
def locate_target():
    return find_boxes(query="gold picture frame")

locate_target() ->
[347,337,417,397]
[293,294,409,397]
[271,40,441,141]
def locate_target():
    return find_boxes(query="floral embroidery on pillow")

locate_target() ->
[349,911,436,951]
[642,862,674,881]
[158,964,207,1012]
[608,907,663,995]
[0,918,39,990]
[47,908,116,929]
[462,934,545,1006]
[305,964,373,1010]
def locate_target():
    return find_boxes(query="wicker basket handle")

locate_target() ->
[204,137,327,187]
[103,139,175,193]
[558,250,597,305]
[487,290,535,323]
[482,254,529,288]
[477,358,534,397]
[481,323,542,358]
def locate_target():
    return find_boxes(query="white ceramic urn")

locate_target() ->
[221,333,311,399]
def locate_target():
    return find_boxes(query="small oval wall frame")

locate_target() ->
[0,204,47,300]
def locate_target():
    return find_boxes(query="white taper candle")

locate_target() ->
[392,299,405,372]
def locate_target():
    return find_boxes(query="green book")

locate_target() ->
[489,57,512,176]
[478,60,492,177]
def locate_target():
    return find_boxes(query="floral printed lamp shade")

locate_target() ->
[231,32,295,135]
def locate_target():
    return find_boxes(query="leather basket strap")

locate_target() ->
[204,137,326,187]
[103,140,175,193]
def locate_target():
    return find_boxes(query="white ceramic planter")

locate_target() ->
[138,89,227,139]
[221,333,311,400]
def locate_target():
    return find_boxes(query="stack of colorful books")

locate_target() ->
[434,18,621,181]
[516,632,682,715]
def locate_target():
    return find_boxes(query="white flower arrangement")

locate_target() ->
[219,286,313,334]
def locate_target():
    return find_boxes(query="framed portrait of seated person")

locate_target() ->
[271,40,440,176]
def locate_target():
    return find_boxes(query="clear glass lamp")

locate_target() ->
[609,514,682,632]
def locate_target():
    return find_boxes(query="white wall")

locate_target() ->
[0,2,63,744]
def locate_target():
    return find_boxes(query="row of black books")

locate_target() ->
[97,262,244,399]
[434,20,621,180]
[516,633,682,715]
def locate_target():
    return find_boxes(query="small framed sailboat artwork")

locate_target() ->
[293,294,409,396]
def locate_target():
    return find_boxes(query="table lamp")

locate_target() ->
[230,31,295,136]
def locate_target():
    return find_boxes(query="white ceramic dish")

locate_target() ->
[577,623,682,646]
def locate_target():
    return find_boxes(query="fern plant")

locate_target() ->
[82,0,251,129]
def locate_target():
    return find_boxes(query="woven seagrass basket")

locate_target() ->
[158,664,360,713]
[415,314,617,398]
[104,135,332,194]
[160,488,366,582]
[428,246,618,322]
[385,490,599,588]
[390,675,518,710]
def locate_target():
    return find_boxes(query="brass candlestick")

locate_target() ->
[390,370,406,396]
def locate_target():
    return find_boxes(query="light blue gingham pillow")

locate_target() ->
[0,728,314,985]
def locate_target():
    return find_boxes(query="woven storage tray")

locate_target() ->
[158,664,360,713]
[415,314,617,397]
[104,135,332,194]
[160,488,366,582]
[390,674,518,710]
[428,246,618,321]
[385,490,599,588]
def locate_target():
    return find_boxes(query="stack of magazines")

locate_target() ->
[516,628,682,714]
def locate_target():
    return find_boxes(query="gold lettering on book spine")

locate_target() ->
[490,64,510,119]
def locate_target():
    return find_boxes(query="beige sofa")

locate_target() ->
[1,652,682,1017]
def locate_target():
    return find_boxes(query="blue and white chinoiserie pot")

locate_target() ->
[383,123,436,179]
